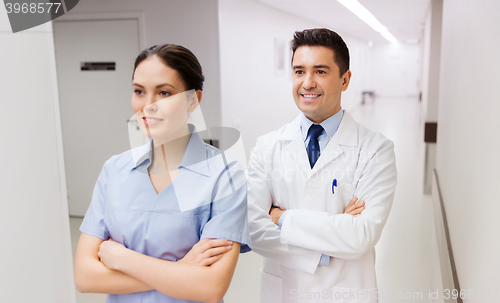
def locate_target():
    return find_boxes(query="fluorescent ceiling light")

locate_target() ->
[337,0,398,44]
[380,31,398,44]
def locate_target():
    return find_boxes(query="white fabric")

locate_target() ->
[247,111,397,303]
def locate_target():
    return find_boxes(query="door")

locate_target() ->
[53,19,140,216]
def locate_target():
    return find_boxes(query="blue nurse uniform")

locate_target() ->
[79,127,251,303]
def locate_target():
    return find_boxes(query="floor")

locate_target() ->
[68,97,435,303]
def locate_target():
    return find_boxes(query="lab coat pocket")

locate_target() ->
[327,183,348,214]
[327,183,356,214]
[259,269,282,302]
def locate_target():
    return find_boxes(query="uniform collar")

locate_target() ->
[129,124,210,176]
[299,109,344,140]
[179,126,211,176]
[279,110,358,147]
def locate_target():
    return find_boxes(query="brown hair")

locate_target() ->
[132,44,204,91]
[291,28,350,77]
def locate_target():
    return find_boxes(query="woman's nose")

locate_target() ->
[144,97,158,112]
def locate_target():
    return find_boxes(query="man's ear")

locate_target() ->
[188,90,202,113]
[341,70,352,91]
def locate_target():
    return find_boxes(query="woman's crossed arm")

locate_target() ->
[74,233,236,303]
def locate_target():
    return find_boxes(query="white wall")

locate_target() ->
[0,14,75,303]
[421,3,432,117]
[367,43,421,98]
[219,0,372,159]
[421,0,443,122]
[435,0,500,300]
[421,1,443,194]
[65,0,222,129]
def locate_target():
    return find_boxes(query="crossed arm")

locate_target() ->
[247,136,397,271]
[269,196,366,225]
[74,234,237,303]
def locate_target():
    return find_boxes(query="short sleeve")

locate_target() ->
[79,159,111,240]
[201,159,252,253]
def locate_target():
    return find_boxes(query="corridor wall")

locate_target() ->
[435,0,500,300]
[0,14,76,303]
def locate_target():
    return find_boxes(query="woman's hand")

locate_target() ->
[178,238,233,266]
[98,238,129,271]
[344,196,365,217]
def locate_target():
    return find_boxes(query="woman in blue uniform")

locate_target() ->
[74,44,250,303]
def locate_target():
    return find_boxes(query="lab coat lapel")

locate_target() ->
[311,111,359,174]
[281,115,311,176]
[311,136,344,174]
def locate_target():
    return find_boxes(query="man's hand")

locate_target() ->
[270,206,285,225]
[344,196,365,217]
[178,238,233,266]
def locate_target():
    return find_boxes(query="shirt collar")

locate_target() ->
[179,126,211,176]
[300,108,345,140]
[129,124,210,176]
[131,140,153,172]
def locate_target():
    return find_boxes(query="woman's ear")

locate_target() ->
[188,90,202,113]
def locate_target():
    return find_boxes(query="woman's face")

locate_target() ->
[132,55,198,144]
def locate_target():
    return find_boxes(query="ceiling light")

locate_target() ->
[337,0,398,44]
[380,31,398,44]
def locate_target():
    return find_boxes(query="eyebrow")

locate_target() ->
[313,65,331,69]
[133,83,176,89]
[292,65,331,70]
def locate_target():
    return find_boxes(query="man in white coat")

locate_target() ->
[247,28,397,303]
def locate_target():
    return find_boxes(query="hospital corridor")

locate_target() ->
[67,96,434,303]
[2,0,499,303]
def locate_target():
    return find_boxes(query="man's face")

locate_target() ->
[292,46,351,123]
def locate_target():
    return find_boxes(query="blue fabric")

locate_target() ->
[80,127,251,303]
[300,109,345,151]
[306,124,324,168]
[318,253,331,267]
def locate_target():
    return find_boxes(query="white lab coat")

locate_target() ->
[247,111,397,303]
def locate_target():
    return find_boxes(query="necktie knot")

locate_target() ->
[308,124,324,139]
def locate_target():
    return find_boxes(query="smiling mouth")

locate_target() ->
[143,117,163,125]
[301,94,321,98]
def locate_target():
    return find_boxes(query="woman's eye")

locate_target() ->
[159,91,171,97]
[134,89,143,95]
[295,70,303,75]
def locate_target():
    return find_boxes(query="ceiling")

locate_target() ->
[256,0,431,44]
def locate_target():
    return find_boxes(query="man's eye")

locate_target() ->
[317,70,326,74]
[295,70,303,74]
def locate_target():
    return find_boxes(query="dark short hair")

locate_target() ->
[291,28,350,77]
[132,44,204,91]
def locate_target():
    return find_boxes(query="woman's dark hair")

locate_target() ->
[291,28,350,77]
[132,44,204,91]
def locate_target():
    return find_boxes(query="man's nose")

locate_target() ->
[302,74,316,89]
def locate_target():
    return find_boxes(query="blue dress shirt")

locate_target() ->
[80,126,251,303]
[278,109,345,267]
